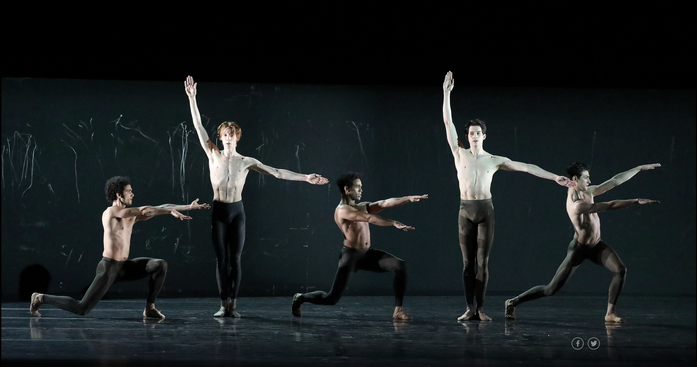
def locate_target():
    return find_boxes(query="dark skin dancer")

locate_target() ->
[505,162,660,323]
[30,176,210,319]
[292,172,427,320]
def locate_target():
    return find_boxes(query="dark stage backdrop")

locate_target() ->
[2,77,695,301]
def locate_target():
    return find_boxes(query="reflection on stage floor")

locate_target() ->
[2,295,695,366]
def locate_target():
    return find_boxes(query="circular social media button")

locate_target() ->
[571,337,584,350]
[587,337,600,350]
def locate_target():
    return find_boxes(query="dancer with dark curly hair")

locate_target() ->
[29,176,210,319]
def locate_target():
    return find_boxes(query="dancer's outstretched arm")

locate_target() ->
[499,159,575,187]
[590,163,661,197]
[248,158,328,184]
[571,198,659,215]
[442,71,461,155]
[185,75,216,158]
[337,206,414,231]
[367,194,428,214]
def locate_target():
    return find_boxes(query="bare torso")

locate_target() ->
[566,189,602,245]
[209,151,254,203]
[102,207,136,261]
[334,203,371,250]
[454,149,507,200]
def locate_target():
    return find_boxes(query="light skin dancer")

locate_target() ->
[29,176,210,319]
[442,71,576,321]
[291,172,427,320]
[505,162,660,323]
[185,76,328,318]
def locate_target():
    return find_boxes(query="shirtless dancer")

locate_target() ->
[505,162,660,323]
[442,71,575,321]
[29,176,210,319]
[185,76,328,317]
[291,172,427,320]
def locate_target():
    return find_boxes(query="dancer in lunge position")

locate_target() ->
[185,76,328,317]
[30,176,210,319]
[442,71,576,321]
[291,172,427,320]
[504,162,660,323]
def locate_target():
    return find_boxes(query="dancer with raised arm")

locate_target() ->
[442,71,576,321]
[30,176,210,319]
[505,162,660,323]
[185,76,328,317]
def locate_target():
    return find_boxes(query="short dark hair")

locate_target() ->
[336,172,361,193]
[105,176,131,202]
[464,119,487,135]
[458,119,488,148]
[566,162,590,179]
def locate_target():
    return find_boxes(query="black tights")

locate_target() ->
[458,199,495,309]
[513,238,627,306]
[42,257,167,315]
[211,200,246,301]
[299,246,407,306]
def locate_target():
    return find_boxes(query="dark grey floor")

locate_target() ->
[2,295,695,366]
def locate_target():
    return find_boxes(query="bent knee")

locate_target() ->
[156,259,168,273]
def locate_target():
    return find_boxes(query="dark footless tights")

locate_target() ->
[211,200,246,301]
[42,257,168,315]
[513,239,627,306]
[299,246,407,306]
[458,199,495,309]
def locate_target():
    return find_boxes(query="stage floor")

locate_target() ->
[2,295,695,366]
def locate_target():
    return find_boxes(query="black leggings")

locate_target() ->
[458,199,495,309]
[299,246,407,306]
[42,257,168,315]
[513,238,627,305]
[211,200,246,301]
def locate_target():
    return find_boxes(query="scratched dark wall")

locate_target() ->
[2,77,695,301]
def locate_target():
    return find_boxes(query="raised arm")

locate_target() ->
[337,206,414,231]
[590,163,661,197]
[185,76,214,158]
[499,159,575,187]
[367,194,428,214]
[137,199,211,221]
[572,198,660,214]
[442,71,461,155]
[248,158,328,185]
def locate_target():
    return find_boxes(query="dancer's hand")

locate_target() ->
[189,198,211,210]
[443,71,454,93]
[639,163,661,171]
[185,76,197,98]
[306,174,329,185]
[171,209,192,220]
[408,194,428,202]
[637,198,660,205]
[394,221,415,231]
[555,176,576,188]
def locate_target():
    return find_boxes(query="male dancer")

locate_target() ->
[185,76,328,317]
[30,176,210,319]
[291,172,427,320]
[505,162,660,323]
[442,71,575,321]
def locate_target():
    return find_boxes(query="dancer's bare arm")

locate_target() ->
[590,163,661,196]
[248,158,328,184]
[571,198,660,214]
[338,206,415,231]
[367,194,428,214]
[442,71,460,156]
[185,75,215,158]
[500,159,576,187]
[138,199,211,221]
